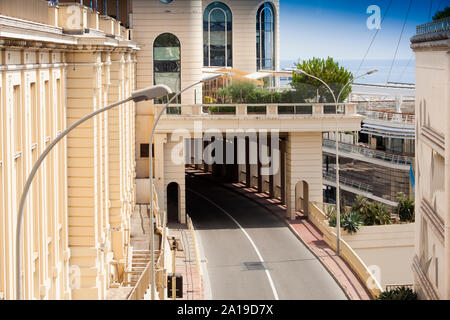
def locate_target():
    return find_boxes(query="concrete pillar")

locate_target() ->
[286,132,323,220]
[280,139,286,204]
[154,133,167,212]
[269,137,275,198]
[163,133,186,224]
[257,135,263,193]
[245,136,251,188]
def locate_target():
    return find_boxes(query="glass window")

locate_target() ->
[204,2,232,67]
[257,2,275,71]
[153,33,181,103]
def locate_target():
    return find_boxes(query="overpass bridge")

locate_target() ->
[149,103,363,224]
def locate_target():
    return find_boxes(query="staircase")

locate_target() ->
[127,249,160,288]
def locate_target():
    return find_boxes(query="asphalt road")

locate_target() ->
[186,175,347,300]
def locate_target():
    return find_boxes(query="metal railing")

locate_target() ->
[323,170,373,193]
[416,17,450,35]
[385,284,414,291]
[360,110,415,124]
[158,103,355,117]
[127,186,166,300]
[323,139,414,166]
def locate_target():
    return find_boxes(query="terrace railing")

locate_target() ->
[359,110,415,124]
[323,139,414,166]
[416,17,450,35]
[323,170,373,193]
[159,103,356,118]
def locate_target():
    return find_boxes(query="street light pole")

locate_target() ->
[294,69,377,255]
[148,73,222,300]
[15,85,172,300]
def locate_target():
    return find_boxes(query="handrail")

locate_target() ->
[416,17,450,35]
[127,185,165,300]
[323,170,373,193]
[360,110,415,124]
[186,215,202,280]
[155,103,357,117]
[323,139,414,165]
[309,202,384,298]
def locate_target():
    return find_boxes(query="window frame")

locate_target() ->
[204,2,233,68]
[257,2,275,71]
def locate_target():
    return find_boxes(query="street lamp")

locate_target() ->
[15,85,172,300]
[294,69,377,254]
[148,73,223,300]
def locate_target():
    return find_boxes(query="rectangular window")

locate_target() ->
[30,83,37,144]
[13,85,22,152]
[45,81,50,138]
[140,144,150,158]
[56,79,61,132]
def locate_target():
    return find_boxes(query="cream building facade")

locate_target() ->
[0,0,137,300]
[411,19,450,300]
[133,0,281,179]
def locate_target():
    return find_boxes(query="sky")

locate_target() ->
[279,0,450,61]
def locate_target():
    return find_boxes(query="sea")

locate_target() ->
[280,59,415,85]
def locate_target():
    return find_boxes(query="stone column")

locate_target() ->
[285,132,323,220]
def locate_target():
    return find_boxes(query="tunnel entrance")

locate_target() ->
[167,182,180,222]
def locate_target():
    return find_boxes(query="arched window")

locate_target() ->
[204,2,232,67]
[153,33,181,103]
[257,2,275,71]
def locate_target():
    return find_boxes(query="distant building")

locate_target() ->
[323,90,416,209]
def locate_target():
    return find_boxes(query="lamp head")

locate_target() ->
[131,85,172,102]
[201,73,223,82]
[366,69,378,75]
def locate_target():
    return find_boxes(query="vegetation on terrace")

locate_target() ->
[325,193,415,234]
[214,57,353,104]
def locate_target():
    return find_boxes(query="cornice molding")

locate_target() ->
[420,125,446,157]
[420,198,445,244]
[412,255,440,300]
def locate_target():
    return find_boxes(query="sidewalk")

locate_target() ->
[168,223,204,300]
[216,180,372,300]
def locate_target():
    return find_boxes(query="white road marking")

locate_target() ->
[188,189,280,300]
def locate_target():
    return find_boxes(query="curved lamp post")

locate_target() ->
[148,73,223,300]
[294,69,377,254]
[15,85,173,300]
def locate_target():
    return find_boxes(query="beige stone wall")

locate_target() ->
[202,0,280,73]
[0,48,69,300]
[413,37,450,299]
[286,132,323,220]
[132,0,203,178]
[343,223,415,289]
[0,3,137,300]
[132,0,280,179]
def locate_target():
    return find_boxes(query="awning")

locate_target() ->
[244,70,293,80]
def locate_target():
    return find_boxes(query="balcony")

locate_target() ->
[323,139,414,167]
[416,17,450,35]
[155,103,364,133]
[0,0,50,25]
[0,1,133,41]
[360,110,415,124]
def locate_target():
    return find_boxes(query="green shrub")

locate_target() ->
[397,192,415,222]
[377,287,417,300]
[341,212,363,234]
[351,195,391,226]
